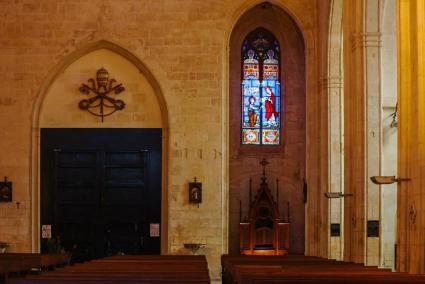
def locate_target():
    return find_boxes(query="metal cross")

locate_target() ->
[259,158,269,176]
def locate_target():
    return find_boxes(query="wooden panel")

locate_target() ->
[239,223,250,250]
[278,223,289,250]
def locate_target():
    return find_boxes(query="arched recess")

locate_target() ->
[228,2,306,255]
[30,40,169,254]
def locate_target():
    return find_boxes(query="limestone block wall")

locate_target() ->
[40,49,162,128]
[0,0,325,280]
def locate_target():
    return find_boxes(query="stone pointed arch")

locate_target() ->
[32,40,169,130]
[228,1,308,255]
[30,40,169,254]
[226,0,309,48]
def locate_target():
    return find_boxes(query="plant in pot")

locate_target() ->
[47,237,65,254]
[0,242,11,253]
[46,236,71,265]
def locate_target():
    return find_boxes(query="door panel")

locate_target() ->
[41,129,161,261]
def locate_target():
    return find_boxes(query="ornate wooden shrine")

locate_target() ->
[239,159,290,255]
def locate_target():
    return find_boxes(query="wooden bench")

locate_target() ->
[221,254,425,284]
[0,253,70,283]
[9,255,210,284]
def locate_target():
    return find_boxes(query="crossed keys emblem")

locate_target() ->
[78,68,125,122]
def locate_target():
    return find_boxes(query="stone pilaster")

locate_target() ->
[343,0,386,266]
[364,0,383,267]
[343,0,366,264]
[397,0,425,274]
[380,0,397,269]
[327,76,344,261]
[327,0,344,261]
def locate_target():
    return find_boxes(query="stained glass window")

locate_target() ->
[241,28,281,145]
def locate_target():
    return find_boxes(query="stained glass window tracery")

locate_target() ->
[241,28,281,145]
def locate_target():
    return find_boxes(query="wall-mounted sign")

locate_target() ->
[367,220,379,237]
[189,177,202,205]
[330,223,341,237]
[42,225,52,239]
[150,223,160,237]
[0,177,12,202]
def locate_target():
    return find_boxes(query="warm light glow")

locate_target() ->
[241,249,288,256]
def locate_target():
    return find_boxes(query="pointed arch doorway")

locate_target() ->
[31,42,169,258]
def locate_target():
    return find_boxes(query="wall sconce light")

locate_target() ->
[370,176,411,185]
[324,192,353,199]
[0,177,12,202]
[189,177,202,206]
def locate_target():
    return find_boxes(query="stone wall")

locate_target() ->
[0,0,322,280]
[39,49,162,128]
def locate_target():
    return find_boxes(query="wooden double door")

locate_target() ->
[41,129,162,261]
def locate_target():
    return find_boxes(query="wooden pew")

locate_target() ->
[221,254,425,284]
[0,253,70,283]
[9,255,210,284]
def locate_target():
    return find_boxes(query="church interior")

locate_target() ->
[1,0,425,283]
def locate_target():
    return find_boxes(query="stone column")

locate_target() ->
[397,0,425,274]
[380,0,397,269]
[343,0,366,263]
[305,0,331,259]
[327,76,344,261]
[364,0,383,267]
[343,0,384,265]
[328,0,344,261]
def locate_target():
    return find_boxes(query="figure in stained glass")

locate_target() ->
[247,96,259,127]
[264,86,278,125]
[241,28,281,145]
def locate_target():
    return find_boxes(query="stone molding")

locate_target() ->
[350,32,382,51]
[319,76,343,89]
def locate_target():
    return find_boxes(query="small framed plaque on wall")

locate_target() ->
[0,177,12,202]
